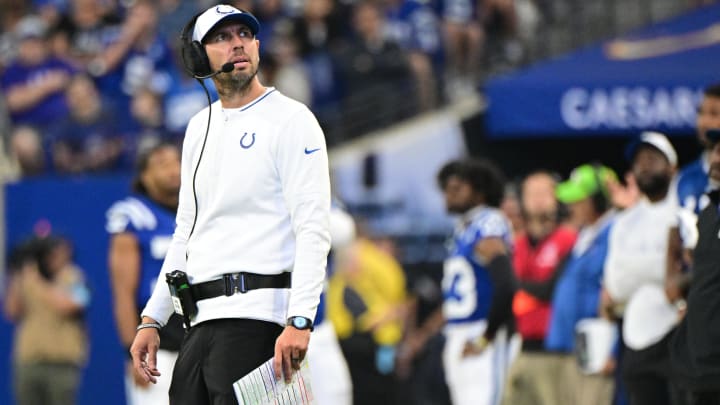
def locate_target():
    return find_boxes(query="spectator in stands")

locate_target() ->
[545,163,618,405]
[291,0,345,58]
[328,235,408,405]
[52,0,124,68]
[333,1,415,137]
[438,0,485,99]
[253,0,288,48]
[288,0,345,132]
[261,30,312,106]
[3,234,90,405]
[676,83,720,213]
[602,132,694,405]
[155,0,200,55]
[105,142,184,405]
[0,0,30,69]
[50,73,122,174]
[1,15,75,132]
[480,0,522,67]
[504,171,577,405]
[91,0,180,131]
[383,0,443,109]
[669,129,720,405]
[128,87,175,156]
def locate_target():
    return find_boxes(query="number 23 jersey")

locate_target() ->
[442,206,513,324]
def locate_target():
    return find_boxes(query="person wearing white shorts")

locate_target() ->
[408,159,518,405]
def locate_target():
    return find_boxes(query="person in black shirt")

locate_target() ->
[669,129,720,405]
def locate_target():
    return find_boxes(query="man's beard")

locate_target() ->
[636,172,671,198]
[217,65,258,95]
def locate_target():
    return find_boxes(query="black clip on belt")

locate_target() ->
[191,272,291,301]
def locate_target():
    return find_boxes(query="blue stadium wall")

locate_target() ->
[1,175,134,405]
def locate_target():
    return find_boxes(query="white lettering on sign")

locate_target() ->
[560,86,702,130]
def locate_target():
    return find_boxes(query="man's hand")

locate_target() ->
[599,288,616,321]
[607,172,640,210]
[127,360,151,388]
[130,321,161,384]
[600,357,616,376]
[273,326,310,383]
[461,336,490,358]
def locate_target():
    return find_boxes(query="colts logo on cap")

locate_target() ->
[215,5,238,14]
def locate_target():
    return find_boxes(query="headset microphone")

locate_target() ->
[194,62,234,79]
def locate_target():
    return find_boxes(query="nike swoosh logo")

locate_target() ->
[304,148,321,155]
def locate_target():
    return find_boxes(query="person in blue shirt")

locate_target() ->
[92,1,182,134]
[106,142,184,405]
[384,0,444,109]
[676,83,720,213]
[50,74,123,174]
[545,164,618,405]
[1,15,75,132]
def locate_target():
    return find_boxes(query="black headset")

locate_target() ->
[179,12,216,242]
[590,163,611,213]
[180,13,214,78]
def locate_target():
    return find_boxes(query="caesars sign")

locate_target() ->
[560,86,703,132]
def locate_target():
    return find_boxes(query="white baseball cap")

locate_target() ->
[625,131,678,167]
[192,5,260,43]
[15,15,47,40]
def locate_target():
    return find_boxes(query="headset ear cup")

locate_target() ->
[591,191,608,213]
[189,40,212,77]
[179,13,213,78]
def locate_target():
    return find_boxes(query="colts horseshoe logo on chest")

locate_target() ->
[240,132,256,149]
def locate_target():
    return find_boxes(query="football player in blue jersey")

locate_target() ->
[106,143,184,405]
[677,83,720,213]
[402,158,518,405]
[437,158,518,405]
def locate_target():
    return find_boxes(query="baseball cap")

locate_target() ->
[625,131,678,167]
[15,15,47,40]
[556,164,618,204]
[192,5,260,43]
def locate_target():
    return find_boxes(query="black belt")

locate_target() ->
[190,272,291,301]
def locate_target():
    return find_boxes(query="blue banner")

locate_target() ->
[484,3,720,138]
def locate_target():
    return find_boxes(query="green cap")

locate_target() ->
[556,164,618,204]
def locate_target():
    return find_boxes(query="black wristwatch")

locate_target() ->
[287,316,313,331]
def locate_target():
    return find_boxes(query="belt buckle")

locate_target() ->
[224,273,248,296]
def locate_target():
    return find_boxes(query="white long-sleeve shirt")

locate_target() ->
[604,196,696,304]
[603,195,696,349]
[142,87,331,327]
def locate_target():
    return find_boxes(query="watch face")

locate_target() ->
[292,317,308,329]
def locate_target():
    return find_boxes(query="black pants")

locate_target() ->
[623,332,679,405]
[339,333,397,405]
[169,319,283,405]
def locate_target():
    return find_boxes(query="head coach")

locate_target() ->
[129,4,331,404]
